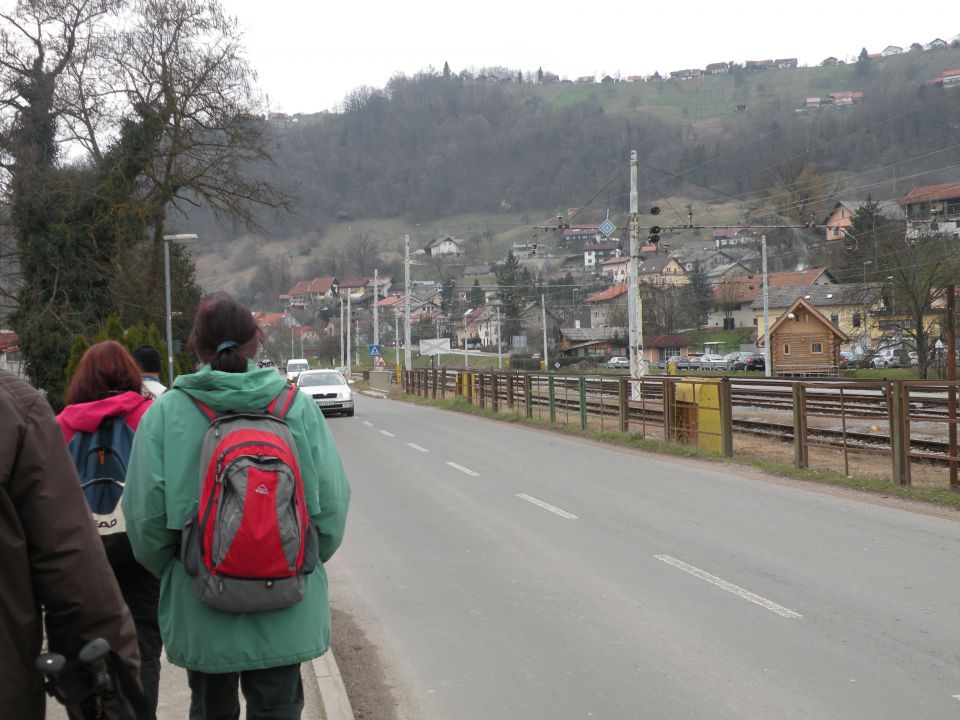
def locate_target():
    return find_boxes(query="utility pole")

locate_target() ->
[628,150,643,397]
[497,306,502,369]
[395,307,401,366]
[355,317,360,368]
[373,269,379,349]
[542,293,549,370]
[346,294,351,376]
[404,234,412,370]
[340,300,345,368]
[762,234,771,378]
[947,284,957,490]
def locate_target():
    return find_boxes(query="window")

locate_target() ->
[830,313,839,326]
[853,312,861,328]
[812,342,823,353]
[783,343,791,355]
[793,313,801,322]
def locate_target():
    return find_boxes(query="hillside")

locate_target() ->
[191,47,960,297]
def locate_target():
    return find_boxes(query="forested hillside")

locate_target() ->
[213,48,960,240]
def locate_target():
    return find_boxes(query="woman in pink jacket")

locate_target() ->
[56,340,159,717]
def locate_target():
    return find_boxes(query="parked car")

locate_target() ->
[871,348,910,369]
[295,369,355,417]
[839,351,865,369]
[725,351,753,370]
[605,356,630,369]
[696,353,730,370]
[742,353,765,372]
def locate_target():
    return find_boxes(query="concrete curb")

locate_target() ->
[311,651,355,720]
[360,388,388,399]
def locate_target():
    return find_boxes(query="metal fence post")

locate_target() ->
[548,375,556,424]
[579,376,587,431]
[891,381,910,486]
[440,369,446,399]
[524,373,533,418]
[719,377,733,457]
[492,373,499,412]
[792,383,808,468]
[663,380,675,443]
[618,377,628,433]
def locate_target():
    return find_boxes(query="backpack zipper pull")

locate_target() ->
[98,449,105,465]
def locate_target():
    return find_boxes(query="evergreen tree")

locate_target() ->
[495,252,524,340]
[684,261,712,329]
[443,61,451,79]
[470,278,484,307]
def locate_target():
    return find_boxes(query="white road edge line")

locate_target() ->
[362,421,374,427]
[406,443,429,453]
[379,430,395,437]
[516,493,578,519]
[953,695,960,703]
[654,554,803,619]
[446,462,479,477]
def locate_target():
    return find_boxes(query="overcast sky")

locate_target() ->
[227,1,959,114]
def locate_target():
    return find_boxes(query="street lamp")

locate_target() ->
[163,233,198,385]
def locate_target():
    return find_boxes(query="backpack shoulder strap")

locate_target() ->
[266,384,298,420]
[174,387,221,422]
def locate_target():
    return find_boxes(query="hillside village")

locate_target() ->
[225,180,960,378]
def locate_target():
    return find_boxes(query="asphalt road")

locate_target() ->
[324,395,960,720]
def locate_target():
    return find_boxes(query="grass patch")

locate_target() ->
[395,391,960,510]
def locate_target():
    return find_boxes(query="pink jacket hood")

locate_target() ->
[56,391,152,444]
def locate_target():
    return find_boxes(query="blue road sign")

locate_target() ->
[599,219,616,237]
[368,344,382,356]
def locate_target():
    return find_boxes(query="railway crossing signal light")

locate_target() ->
[649,226,661,244]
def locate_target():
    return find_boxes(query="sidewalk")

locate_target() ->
[46,651,353,719]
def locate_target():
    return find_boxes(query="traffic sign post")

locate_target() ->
[368,344,382,356]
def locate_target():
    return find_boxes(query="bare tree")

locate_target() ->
[347,231,376,276]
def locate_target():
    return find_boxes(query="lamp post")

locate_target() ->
[862,260,873,283]
[163,233,198,385]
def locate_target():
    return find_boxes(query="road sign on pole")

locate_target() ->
[368,344,382,356]
[419,338,451,356]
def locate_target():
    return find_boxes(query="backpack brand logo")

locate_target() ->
[255,483,269,496]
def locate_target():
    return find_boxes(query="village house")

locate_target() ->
[902,182,960,239]
[823,200,866,242]
[711,227,760,249]
[670,246,738,273]
[775,58,798,68]
[636,256,688,286]
[600,256,629,283]
[285,276,337,309]
[752,282,883,354]
[583,240,622,269]
[559,327,626,361]
[882,45,903,56]
[336,277,370,300]
[584,283,628,327]
[745,59,774,71]
[758,297,849,377]
[821,57,839,66]
[709,268,836,330]
[562,224,603,246]
[426,236,466,257]
[828,91,864,106]
[706,62,729,74]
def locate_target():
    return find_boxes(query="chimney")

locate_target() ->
[575,319,581,329]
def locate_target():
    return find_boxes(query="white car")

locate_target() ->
[696,353,730,370]
[285,358,309,383]
[295,369,354,417]
[605,356,630,369]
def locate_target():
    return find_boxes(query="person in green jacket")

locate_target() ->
[123,292,350,720]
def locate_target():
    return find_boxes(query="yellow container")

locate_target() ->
[674,379,722,453]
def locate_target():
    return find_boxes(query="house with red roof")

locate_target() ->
[285,277,336,308]
[709,268,836,329]
[584,283,628,327]
[901,182,960,239]
[600,256,629,283]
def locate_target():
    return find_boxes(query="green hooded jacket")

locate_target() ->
[122,363,350,672]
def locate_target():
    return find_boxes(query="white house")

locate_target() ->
[426,236,466,257]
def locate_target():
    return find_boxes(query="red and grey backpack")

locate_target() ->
[179,385,318,612]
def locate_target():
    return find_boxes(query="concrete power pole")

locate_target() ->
[542,293,549,370]
[340,300,345,368]
[762,234,772,378]
[346,294,352,376]
[404,234,412,370]
[373,269,379,348]
[628,150,644,399]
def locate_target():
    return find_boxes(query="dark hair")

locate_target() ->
[66,341,145,404]
[132,345,162,374]
[187,292,261,373]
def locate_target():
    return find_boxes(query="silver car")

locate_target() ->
[295,369,355,417]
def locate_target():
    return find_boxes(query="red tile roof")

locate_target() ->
[585,284,628,303]
[0,331,19,353]
[902,182,960,204]
[287,276,335,296]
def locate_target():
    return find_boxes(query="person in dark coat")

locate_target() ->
[0,369,141,719]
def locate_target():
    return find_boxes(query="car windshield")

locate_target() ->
[299,372,346,387]
[287,362,308,372]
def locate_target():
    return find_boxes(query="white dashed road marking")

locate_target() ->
[516,494,578,519]
[363,421,374,427]
[655,554,803,619]
[446,462,479,477]
[379,430,395,437]
[406,443,429,453]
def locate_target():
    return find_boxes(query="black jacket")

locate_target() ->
[0,371,140,718]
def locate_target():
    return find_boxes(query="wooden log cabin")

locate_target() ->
[760,297,849,376]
